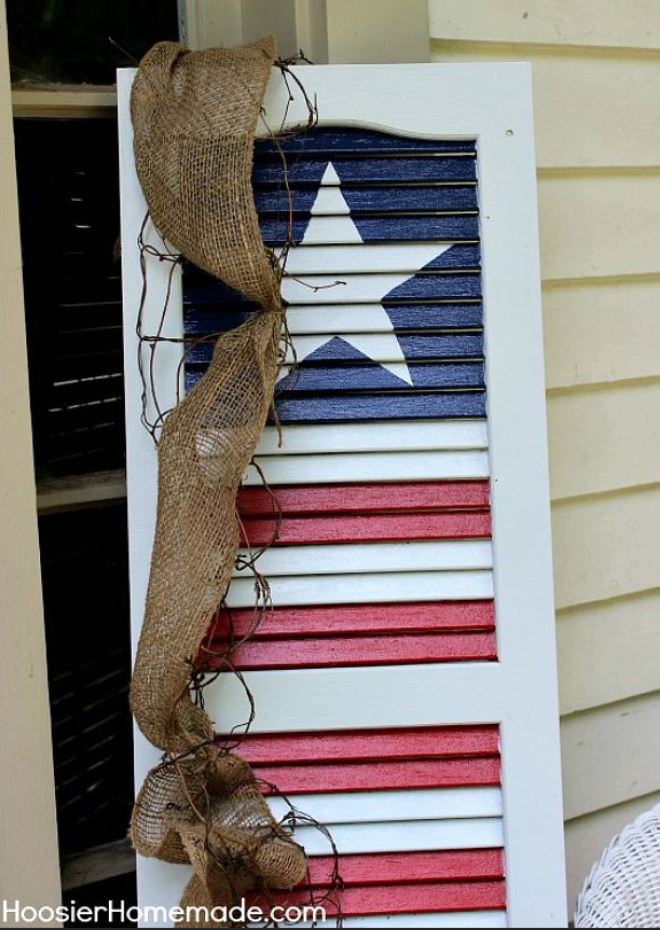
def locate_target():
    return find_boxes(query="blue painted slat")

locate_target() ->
[253,185,478,214]
[184,364,485,395]
[182,263,256,307]
[183,245,481,306]
[380,273,481,301]
[178,381,486,420]
[260,214,480,244]
[423,244,480,271]
[276,361,485,392]
[182,309,249,332]
[183,344,230,365]
[183,245,480,282]
[186,332,483,366]
[184,308,255,332]
[305,333,483,362]
[255,129,476,155]
[184,269,481,307]
[183,302,483,336]
[386,303,482,328]
[183,289,254,308]
[271,391,486,422]
[253,156,476,185]
[184,243,481,281]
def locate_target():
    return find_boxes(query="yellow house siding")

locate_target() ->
[431,0,660,912]
[543,280,660,389]
[558,591,660,714]
[429,45,660,168]
[430,0,660,51]
[561,691,660,818]
[548,384,660,498]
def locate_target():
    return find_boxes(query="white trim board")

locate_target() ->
[119,62,565,927]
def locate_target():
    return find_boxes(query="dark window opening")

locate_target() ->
[7,0,179,85]
[14,117,125,477]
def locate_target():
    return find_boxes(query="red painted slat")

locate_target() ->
[223,725,500,765]
[211,601,496,640]
[253,880,506,916]
[302,849,505,887]
[206,631,497,670]
[237,481,490,517]
[240,510,491,546]
[253,757,500,793]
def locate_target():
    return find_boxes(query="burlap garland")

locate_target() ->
[128,38,307,925]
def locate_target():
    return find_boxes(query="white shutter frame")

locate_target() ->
[118,63,566,927]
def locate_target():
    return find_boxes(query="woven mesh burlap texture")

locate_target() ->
[128,39,306,923]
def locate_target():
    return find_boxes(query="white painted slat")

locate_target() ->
[543,280,660,390]
[226,569,494,608]
[205,662,503,734]
[256,420,489,454]
[285,304,403,335]
[234,540,493,577]
[561,691,660,821]
[281,272,475,304]
[293,817,504,856]
[245,451,490,485]
[429,0,660,50]
[310,184,351,207]
[548,381,660,501]
[281,242,455,275]
[552,486,660,610]
[558,591,660,716]
[284,304,477,335]
[297,913,508,930]
[268,786,502,825]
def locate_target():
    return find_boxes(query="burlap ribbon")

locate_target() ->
[128,39,307,924]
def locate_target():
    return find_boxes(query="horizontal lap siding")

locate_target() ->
[431,4,660,911]
[547,383,660,499]
[543,280,660,389]
[561,692,660,820]
[557,591,660,715]
[538,173,660,281]
[552,487,660,610]
[430,1,660,52]
[428,36,660,169]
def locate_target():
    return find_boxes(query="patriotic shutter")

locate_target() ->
[119,64,566,927]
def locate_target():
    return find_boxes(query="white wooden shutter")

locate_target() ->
[119,63,566,927]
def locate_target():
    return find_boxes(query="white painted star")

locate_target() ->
[277,163,453,385]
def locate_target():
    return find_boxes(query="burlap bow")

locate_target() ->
[128,38,307,925]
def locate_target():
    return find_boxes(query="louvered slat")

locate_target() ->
[219,724,504,915]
